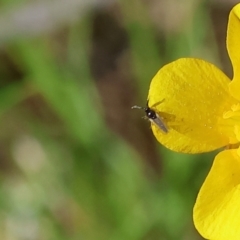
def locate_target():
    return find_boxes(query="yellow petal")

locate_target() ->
[227,4,240,101]
[148,58,234,153]
[193,150,240,240]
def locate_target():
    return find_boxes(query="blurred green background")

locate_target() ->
[0,0,237,239]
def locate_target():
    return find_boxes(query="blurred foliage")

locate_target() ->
[0,0,235,239]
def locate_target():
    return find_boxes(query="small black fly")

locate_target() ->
[132,101,168,133]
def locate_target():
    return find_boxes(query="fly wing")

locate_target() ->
[152,114,168,133]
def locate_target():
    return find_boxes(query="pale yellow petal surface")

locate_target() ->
[227,3,240,101]
[194,150,240,240]
[148,58,235,153]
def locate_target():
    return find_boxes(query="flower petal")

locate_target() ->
[193,149,240,240]
[148,58,234,153]
[227,3,240,100]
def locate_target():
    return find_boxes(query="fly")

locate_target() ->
[132,101,168,133]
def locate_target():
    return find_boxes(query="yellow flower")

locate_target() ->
[147,4,240,240]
